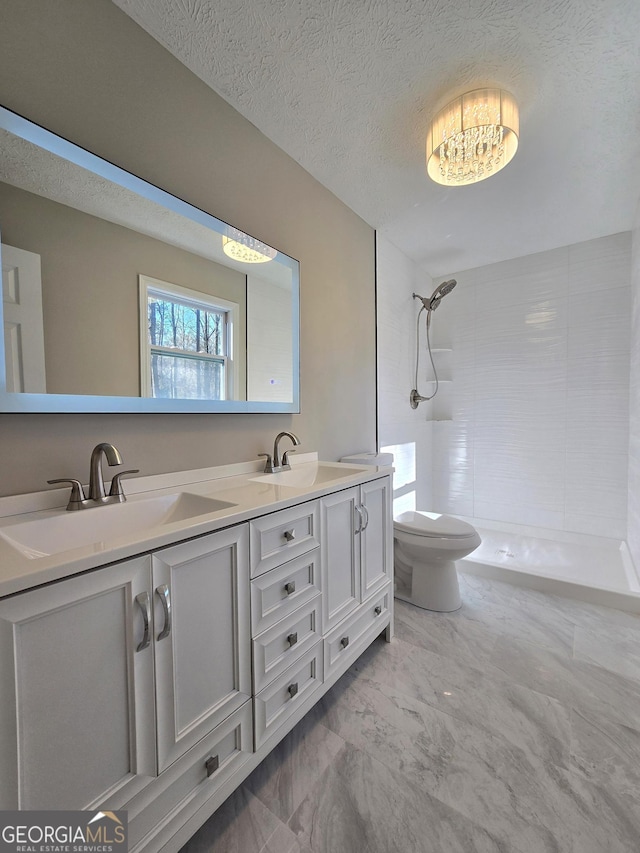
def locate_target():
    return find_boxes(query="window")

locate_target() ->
[139,275,238,400]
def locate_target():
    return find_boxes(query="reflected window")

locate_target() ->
[139,275,238,400]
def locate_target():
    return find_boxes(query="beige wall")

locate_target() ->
[0,182,247,397]
[0,0,376,496]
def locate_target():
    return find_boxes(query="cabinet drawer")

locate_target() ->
[126,701,252,852]
[324,587,390,681]
[253,595,322,693]
[254,642,323,748]
[251,548,321,635]
[250,501,320,578]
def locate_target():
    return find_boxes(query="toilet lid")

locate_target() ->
[393,511,477,538]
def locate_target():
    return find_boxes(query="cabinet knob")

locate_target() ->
[287,632,298,647]
[374,605,382,616]
[284,581,296,595]
[340,636,350,649]
[288,682,299,698]
[205,755,219,777]
[283,529,296,542]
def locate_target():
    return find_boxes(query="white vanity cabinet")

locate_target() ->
[0,555,156,810]
[320,476,392,631]
[124,527,253,853]
[320,477,393,680]
[0,464,393,853]
[249,502,324,748]
[0,526,252,816]
[151,527,251,772]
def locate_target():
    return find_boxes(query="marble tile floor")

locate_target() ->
[179,573,640,853]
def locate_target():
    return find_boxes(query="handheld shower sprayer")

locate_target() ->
[410,279,457,409]
[413,279,457,312]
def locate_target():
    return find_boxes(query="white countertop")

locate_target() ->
[0,454,392,598]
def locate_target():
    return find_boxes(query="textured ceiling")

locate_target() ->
[112,0,640,276]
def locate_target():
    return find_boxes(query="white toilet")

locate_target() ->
[393,511,481,612]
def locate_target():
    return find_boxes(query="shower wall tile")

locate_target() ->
[566,415,629,458]
[473,500,565,530]
[565,368,630,442]
[377,231,632,545]
[475,300,568,344]
[477,266,569,309]
[567,316,630,358]
[474,449,565,511]
[431,420,474,517]
[567,287,631,358]
[471,246,568,289]
[453,233,630,538]
[563,513,627,540]
[565,451,628,521]
[568,232,632,294]
[474,387,567,455]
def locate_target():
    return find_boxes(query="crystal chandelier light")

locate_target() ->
[222,227,277,263]
[426,88,519,186]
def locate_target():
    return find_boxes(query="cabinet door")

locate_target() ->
[152,525,251,772]
[320,487,361,631]
[0,556,156,810]
[360,476,392,600]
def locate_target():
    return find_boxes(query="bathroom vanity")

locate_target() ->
[0,454,393,853]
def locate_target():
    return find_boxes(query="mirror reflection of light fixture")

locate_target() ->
[222,226,277,263]
[426,88,519,186]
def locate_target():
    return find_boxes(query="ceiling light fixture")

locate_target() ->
[426,88,519,186]
[222,227,277,263]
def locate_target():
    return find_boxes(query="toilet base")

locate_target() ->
[394,554,462,612]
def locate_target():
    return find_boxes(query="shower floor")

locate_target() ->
[456,518,640,614]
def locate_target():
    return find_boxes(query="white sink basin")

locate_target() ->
[250,463,364,488]
[0,492,236,559]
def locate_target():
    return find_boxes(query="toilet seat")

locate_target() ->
[394,511,477,539]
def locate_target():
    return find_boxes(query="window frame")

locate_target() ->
[138,274,240,400]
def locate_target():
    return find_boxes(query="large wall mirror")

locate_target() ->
[0,107,300,413]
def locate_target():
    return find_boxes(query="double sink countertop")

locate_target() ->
[0,453,393,598]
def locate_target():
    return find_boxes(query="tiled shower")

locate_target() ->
[377,230,635,582]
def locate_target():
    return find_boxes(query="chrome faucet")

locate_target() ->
[259,431,301,473]
[48,442,139,511]
[89,442,122,501]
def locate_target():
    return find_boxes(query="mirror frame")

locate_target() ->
[0,107,300,414]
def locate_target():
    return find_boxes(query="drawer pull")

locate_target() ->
[340,636,350,649]
[284,581,296,595]
[287,632,298,647]
[205,754,219,777]
[288,682,299,698]
[283,529,296,542]
[374,605,382,616]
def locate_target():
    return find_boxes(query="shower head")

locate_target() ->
[429,279,457,309]
[413,279,457,312]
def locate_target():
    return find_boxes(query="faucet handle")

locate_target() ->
[281,448,297,467]
[109,469,140,499]
[258,453,274,473]
[47,478,86,510]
